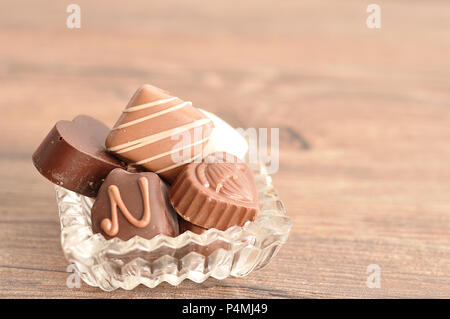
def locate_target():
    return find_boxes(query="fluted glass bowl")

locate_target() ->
[56,163,291,291]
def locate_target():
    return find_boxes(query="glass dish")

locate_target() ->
[56,163,292,291]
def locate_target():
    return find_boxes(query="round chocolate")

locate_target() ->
[169,153,258,231]
[91,169,179,241]
[32,115,125,197]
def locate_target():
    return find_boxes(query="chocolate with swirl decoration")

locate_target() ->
[105,84,214,184]
[91,169,179,240]
[169,153,258,230]
[100,176,151,237]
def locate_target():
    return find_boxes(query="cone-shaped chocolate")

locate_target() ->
[91,168,179,240]
[169,153,258,231]
[106,85,214,184]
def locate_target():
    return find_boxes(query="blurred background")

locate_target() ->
[1,1,450,298]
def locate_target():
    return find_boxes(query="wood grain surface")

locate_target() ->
[1,1,450,298]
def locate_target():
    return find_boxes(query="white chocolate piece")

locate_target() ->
[199,109,248,160]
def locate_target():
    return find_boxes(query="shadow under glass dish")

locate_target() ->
[56,162,292,291]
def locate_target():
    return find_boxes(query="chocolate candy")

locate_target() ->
[32,115,125,197]
[91,168,179,240]
[178,216,209,235]
[105,84,214,184]
[199,109,248,160]
[169,153,258,230]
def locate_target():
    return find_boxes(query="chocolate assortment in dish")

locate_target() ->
[170,153,258,230]
[33,84,291,290]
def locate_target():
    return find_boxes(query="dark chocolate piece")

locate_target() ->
[169,153,258,230]
[91,169,179,241]
[32,115,125,197]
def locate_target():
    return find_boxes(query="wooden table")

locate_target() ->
[1,1,450,298]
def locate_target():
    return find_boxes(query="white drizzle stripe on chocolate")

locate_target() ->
[155,153,203,174]
[133,136,210,165]
[113,101,192,130]
[108,118,212,153]
[123,97,178,113]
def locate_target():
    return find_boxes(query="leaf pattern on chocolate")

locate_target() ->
[205,163,254,202]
